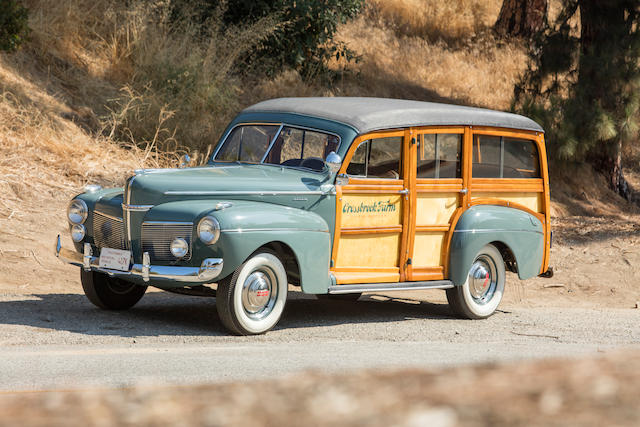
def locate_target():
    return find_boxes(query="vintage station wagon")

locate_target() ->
[56,97,552,335]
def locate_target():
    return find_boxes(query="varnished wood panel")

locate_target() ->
[333,271,400,284]
[335,233,401,268]
[471,192,541,213]
[340,194,402,228]
[415,193,459,226]
[412,232,446,268]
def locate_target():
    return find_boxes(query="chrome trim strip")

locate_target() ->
[125,175,135,242]
[453,229,543,235]
[93,210,123,222]
[211,122,342,164]
[328,280,454,294]
[55,235,223,283]
[221,228,329,233]
[163,190,326,196]
[142,221,194,226]
[122,204,154,212]
[259,124,285,163]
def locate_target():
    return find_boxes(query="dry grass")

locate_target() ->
[368,0,501,42]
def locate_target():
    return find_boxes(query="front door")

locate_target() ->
[331,130,411,284]
[405,127,468,281]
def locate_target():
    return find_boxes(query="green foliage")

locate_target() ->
[0,0,29,52]
[221,0,364,74]
[514,0,640,167]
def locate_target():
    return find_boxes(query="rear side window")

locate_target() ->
[346,137,402,179]
[417,133,462,179]
[473,135,540,178]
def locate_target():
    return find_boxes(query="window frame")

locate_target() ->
[211,122,342,173]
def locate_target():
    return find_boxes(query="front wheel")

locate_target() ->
[446,244,505,319]
[81,270,147,310]
[216,251,288,335]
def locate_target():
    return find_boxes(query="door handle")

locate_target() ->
[460,188,468,194]
[398,189,409,195]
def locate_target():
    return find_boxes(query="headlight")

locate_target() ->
[198,216,220,245]
[170,238,189,258]
[71,224,86,242]
[67,199,88,224]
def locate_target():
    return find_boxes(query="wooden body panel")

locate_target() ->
[331,124,551,285]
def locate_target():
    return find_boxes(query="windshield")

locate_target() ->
[214,124,340,172]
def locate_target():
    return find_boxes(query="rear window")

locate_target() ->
[473,135,540,178]
[417,133,462,179]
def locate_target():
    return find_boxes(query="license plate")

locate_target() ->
[99,247,131,272]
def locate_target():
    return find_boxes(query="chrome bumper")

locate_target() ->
[55,235,223,283]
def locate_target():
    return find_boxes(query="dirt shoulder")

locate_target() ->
[0,350,638,426]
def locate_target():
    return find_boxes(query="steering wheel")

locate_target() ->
[300,157,325,171]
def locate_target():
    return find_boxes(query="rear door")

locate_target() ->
[406,127,468,281]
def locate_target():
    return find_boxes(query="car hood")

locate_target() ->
[126,164,332,206]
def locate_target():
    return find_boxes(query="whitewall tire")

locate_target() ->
[446,244,505,319]
[216,251,288,335]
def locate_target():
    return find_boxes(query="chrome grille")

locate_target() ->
[141,222,193,262]
[93,211,127,250]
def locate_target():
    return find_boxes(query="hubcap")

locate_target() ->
[241,269,277,320]
[468,255,497,305]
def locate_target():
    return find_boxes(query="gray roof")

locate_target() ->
[243,97,544,133]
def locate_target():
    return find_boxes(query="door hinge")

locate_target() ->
[411,137,416,145]
[406,258,412,265]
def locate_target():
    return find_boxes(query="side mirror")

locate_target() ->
[179,154,191,169]
[325,151,342,174]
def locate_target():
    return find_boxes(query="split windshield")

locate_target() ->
[214,124,340,172]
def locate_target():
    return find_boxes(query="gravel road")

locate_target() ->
[0,289,638,391]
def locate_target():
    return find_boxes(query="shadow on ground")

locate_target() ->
[0,291,454,338]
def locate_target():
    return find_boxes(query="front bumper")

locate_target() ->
[55,235,223,284]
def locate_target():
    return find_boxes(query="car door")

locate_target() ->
[405,127,469,281]
[331,130,412,284]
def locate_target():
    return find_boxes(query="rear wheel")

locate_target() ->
[81,270,147,310]
[216,251,288,335]
[446,244,505,319]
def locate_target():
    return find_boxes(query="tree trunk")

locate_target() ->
[579,0,630,199]
[494,0,548,38]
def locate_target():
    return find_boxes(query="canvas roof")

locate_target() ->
[243,97,544,134]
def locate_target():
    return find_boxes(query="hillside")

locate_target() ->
[0,0,639,308]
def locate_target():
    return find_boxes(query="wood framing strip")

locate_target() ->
[333,271,400,284]
[469,198,545,224]
[332,266,399,273]
[331,185,343,267]
[415,225,450,232]
[409,266,445,281]
[341,225,403,235]
[471,179,544,192]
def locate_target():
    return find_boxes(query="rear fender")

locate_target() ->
[449,205,544,285]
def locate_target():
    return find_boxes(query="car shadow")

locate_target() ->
[0,291,456,338]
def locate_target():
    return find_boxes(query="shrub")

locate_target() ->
[0,0,30,52]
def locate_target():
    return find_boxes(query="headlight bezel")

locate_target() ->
[170,237,189,258]
[197,216,221,245]
[67,199,88,224]
[70,224,86,242]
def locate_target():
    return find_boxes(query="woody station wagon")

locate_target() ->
[56,97,552,335]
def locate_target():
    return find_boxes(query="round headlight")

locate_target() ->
[71,224,86,242]
[67,199,88,224]
[198,216,220,245]
[170,238,189,258]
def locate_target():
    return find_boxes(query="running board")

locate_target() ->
[328,280,454,294]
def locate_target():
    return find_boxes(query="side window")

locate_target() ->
[264,126,340,171]
[503,138,540,178]
[346,136,402,179]
[472,135,501,178]
[417,133,462,179]
[473,135,540,178]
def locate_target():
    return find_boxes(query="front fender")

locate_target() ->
[449,205,544,285]
[147,200,332,292]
